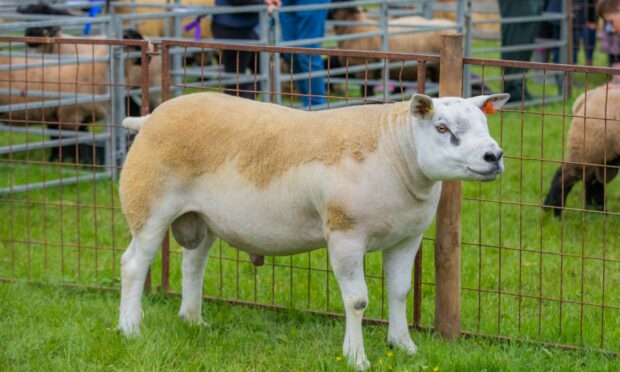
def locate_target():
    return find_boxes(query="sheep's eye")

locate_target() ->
[436,125,449,133]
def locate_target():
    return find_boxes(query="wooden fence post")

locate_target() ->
[434,34,463,340]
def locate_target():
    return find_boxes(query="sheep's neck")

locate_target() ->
[383,105,436,202]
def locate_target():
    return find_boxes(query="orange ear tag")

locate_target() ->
[482,102,496,115]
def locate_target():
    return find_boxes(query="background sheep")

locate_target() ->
[0,33,158,164]
[543,86,620,216]
[330,4,456,96]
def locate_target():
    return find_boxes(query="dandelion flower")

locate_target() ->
[433,367,439,372]
[336,356,342,362]
[387,351,394,357]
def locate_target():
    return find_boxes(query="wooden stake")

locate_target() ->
[434,34,464,341]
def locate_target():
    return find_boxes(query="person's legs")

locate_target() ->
[499,0,544,101]
[284,0,328,107]
[584,28,597,66]
[211,22,259,99]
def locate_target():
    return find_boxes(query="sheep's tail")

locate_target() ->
[122,115,150,131]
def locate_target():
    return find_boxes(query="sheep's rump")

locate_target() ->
[567,86,620,169]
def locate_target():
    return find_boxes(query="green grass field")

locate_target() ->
[0,283,617,371]
[1,40,619,369]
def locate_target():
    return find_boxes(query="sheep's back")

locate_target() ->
[131,92,404,186]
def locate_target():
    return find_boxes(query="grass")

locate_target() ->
[1,39,619,368]
[0,283,617,371]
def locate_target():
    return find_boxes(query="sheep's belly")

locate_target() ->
[199,200,326,256]
[188,165,327,256]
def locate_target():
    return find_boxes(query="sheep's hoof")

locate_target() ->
[541,202,563,218]
[118,321,141,338]
[388,336,418,356]
[348,356,370,372]
[178,311,206,326]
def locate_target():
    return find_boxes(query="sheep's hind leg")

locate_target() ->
[119,223,167,337]
[585,177,605,211]
[328,231,370,371]
[178,235,214,325]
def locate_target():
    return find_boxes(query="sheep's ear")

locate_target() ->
[467,94,510,114]
[410,94,434,120]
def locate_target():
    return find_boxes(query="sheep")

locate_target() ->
[544,85,620,216]
[117,91,509,370]
[330,4,456,96]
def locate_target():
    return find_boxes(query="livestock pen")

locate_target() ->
[1,34,619,370]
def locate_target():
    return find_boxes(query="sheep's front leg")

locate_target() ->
[328,232,370,371]
[178,236,213,325]
[543,163,582,217]
[383,237,420,355]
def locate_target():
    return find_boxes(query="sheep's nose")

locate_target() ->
[483,150,503,163]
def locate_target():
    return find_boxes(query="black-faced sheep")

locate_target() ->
[543,86,620,216]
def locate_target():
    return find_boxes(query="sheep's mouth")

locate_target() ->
[467,166,501,181]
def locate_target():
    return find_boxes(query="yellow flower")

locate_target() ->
[378,359,383,365]
[434,367,439,372]
[387,351,394,357]
[336,356,342,362]
[388,365,392,370]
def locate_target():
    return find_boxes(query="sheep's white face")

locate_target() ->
[410,93,509,182]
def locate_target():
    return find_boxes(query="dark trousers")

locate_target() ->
[211,22,259,99]
[499,0,545,98]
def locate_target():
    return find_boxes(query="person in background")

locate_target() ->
[211,0,281,99]
[597,0,620,31]
[600,21,620,66]
[279,0,329,107]
[573,0,598,66]
[498,0,545,103]
[534,0,562,65]
[597,0,620,83]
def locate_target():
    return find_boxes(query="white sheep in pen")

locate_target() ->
[118,91,509,370]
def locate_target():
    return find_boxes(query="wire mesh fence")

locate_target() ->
[1,36,618,354]
[0,36,151,289]
[460,55,620,352]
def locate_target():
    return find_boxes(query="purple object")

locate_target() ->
[184,16,204,41]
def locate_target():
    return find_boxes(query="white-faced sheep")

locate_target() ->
[544,85,620,216]
[330,4,456,96]
[118,92,509,370]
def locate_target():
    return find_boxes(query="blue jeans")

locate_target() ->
[280,0,328,107]
[573,27,596,62]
